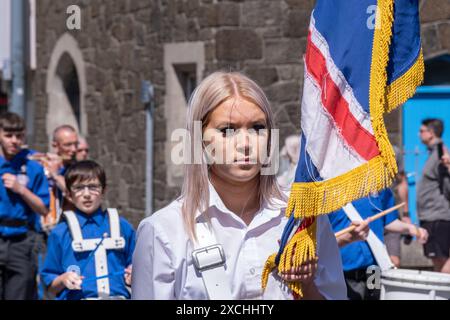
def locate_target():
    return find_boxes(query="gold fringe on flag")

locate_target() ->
[386,49,425,112]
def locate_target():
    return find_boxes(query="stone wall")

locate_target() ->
[420,0,450,60]
[387,0,450,147]
[32,0,450,227]
[32,0,315,226]
[34,0,160,226]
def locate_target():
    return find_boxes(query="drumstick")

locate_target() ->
[334,202,406,238]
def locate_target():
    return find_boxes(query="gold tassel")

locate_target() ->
[261,253,277,291]
[279,221,317,297]
[261,221,317,299]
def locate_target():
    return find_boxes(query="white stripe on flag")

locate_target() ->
[309,18,374,135]
[301,70,365,180]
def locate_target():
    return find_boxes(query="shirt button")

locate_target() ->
[250,268,255,275]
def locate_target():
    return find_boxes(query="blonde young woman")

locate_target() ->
[131,71,346,300]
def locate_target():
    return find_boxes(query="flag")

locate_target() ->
[262,0,424,298]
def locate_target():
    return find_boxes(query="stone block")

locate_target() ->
[242,1,282,27]
[265,38,306,64]
[282,9,310,38]
[216,29,263,60]
[277,64,303,81]
[129,187,146,210]
[266,81,301,103]
[200,2,239,27]
[421,26,440,58]
[438,22,450,51]
[420,0,450,24]
[244,66,279,87]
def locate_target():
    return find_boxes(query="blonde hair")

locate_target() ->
[181,71,286,240]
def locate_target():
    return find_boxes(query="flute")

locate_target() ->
[27,153,72,162]
[19,145,71,162]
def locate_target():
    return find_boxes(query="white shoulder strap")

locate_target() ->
[106,208,121,239]
[342,203,394,271]
[63,211,83,242]
[193,222,232,300]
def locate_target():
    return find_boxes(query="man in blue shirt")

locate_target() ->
[0,112,50,300]
[41,160,135,299]
[29,126,79,299]
[45,125,79,215]
[30,125,79,232]
[329,188,428,300]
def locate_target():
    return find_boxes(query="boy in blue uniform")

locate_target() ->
[329,188,428,300]
[0,112,50,300]
[41,160,135,300]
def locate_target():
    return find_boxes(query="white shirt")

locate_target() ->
[131,183,347,300]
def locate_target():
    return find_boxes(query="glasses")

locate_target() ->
[71,184,102,194]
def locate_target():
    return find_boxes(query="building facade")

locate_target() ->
[27,0,450,228]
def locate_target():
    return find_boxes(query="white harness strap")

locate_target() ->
[342,203,395,271]
[107,208,121,239]
[63,211,83,244]
[192,222,232,300]
[63,209,126,298]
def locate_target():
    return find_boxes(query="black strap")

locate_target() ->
[436,143,447,195]
[344,269,368,281]
[0,218,29,228]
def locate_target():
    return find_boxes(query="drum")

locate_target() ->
[83,295,127,300]
[380,268,450,300]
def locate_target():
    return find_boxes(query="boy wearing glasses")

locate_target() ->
[41,160,136,300]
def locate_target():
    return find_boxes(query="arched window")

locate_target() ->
[56,52,81,125]
[46,33,86,149]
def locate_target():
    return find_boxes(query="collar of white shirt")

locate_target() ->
[194,181,286,228]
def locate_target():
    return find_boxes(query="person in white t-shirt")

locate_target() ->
[131,71,347,300]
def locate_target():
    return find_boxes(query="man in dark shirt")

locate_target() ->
[417,118,450,274]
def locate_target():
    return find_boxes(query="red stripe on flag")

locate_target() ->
[305,32,380,161]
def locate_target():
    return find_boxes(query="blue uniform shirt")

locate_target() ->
[0,149,50,237]
[328,189,398,271]
[41,208,136,300]
[26,149,46,233]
